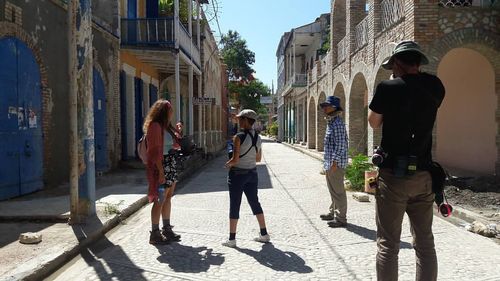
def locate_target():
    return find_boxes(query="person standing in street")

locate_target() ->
[144,99,179,245]
[319,96,349,228]
[222,109,270,248]
[369,41,445,281]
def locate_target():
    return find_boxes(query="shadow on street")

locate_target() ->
[155,243,225,273]
[236,243,313,273]
[346,223,413,249]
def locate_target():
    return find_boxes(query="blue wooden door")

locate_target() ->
[149,84,158,106]
[127,0,138,42]
[134,78,144,157]
[0,37,43,200]
[119,71,128,160]
[93,68,108,172]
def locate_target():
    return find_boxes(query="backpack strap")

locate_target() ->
[239,131,258,158]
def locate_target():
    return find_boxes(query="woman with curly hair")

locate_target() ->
[144,99,181,244]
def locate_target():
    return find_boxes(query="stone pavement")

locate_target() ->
[49,140,500,281]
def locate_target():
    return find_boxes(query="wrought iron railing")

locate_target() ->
[121,17,175,46]
[354,17,369,51]
[439,0,499,7]
[293,74,307,87]
[381,0,405,31]
[337,36,347,63]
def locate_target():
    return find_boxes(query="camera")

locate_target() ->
[372,146,388,166]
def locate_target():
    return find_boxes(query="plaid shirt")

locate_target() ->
[324,116,348,170]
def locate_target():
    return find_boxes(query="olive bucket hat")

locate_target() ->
[382,41,429,70]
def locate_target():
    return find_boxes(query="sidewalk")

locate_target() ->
[0,153,208,281]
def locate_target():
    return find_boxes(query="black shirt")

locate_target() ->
[369,73,445,169]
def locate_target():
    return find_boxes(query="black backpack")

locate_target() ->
[228,131,259,159]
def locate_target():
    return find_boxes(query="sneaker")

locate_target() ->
[162,226,181,242]
[149,230,170,245]
[222,239,237,248]
[254,234,271,243]
[320,213,335,221]
[327,219,347,228]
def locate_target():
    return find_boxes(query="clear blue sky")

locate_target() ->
[209,0,331,91]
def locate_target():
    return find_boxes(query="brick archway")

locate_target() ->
[0,22,52,181]
[308,96,317,149]
[368,66,392,154]
[425,28,500,174]
[348,72,369,155]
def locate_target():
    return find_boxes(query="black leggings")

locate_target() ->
[228,168,263,219]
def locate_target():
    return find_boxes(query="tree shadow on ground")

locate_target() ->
[236,243,313,273]
[155,243,225,273]
[345,224,413,249]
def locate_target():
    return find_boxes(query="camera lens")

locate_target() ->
[372,154,383,166]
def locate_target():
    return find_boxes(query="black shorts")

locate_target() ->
[162,154,178,187]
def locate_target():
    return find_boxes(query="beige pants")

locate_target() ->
[376,169,437,281]
[325,168,347,223]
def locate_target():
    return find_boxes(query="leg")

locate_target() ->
[376,171,407,281]
[328,168,347,223]
[161,182,176,221]
[151,200,162,226]
[228,171,245,232]
[406,172,437,281]
[325,170,337,216]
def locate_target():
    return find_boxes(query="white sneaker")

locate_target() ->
[222,239,237,248]
[254,234,271,243]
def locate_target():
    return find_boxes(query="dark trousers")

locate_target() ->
[376,169,437,281]
[228,168,263,219]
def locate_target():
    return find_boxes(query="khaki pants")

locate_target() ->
[325,168,347,223]
[376,169,437,281]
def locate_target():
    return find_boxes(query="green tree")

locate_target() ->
[229,79,269,112]
[220,30,256,82]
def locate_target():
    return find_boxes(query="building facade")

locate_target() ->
[280,0,499,175]
[0,0,121,200]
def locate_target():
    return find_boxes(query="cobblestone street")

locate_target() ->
[50,140,500,281]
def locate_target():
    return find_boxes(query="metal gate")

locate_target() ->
[0,37,43,200]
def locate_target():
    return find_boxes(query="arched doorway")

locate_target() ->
[333,82,346,110]
[93,68,109,173]
[349,73,369,155]
[437,48,497,174]
[0,37,43,199]
[317,92,327,152]
[308,96,317,149]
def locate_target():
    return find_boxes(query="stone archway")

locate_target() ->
[333,82,347,110]
[316,92,327,152]
[348,72,369,155]
[308,96,317,149]
[437,48,497,175]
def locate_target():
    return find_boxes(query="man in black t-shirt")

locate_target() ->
[368,41,445,281]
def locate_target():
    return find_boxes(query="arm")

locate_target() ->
[225,135,241,168]
[368,110,383,129]
[329,121,346,171]
[256,147,262,163]
[147,123,166,183]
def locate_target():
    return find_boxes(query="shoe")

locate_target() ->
[254,234,271,243]
[149,230,170,245]
[222,239,237,248]
[327,219,347,228]
[320,213,335,221]
[162,226,181,242]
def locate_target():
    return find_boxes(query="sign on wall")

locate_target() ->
[193,97,215,105]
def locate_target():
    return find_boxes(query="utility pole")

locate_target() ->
[68,0,96,224]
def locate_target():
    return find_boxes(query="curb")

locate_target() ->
[6,155,212,281]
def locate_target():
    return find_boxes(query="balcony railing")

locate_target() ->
[121,17,175,46]
[337,36,347,63]
[354,17,369,51]
[381,0,405,31]
[121,17,200,67]
[439,0,499,7]
[292,74,307,87]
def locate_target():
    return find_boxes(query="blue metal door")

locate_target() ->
[93,68,108,172]
[0,37,43,200]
